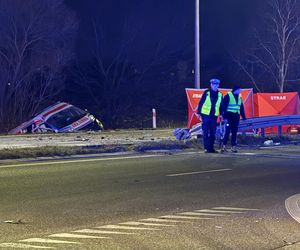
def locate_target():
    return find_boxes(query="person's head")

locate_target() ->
[210,78,220,91]
[232,85,241,95]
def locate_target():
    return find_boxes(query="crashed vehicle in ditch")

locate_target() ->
[9,102,103,134]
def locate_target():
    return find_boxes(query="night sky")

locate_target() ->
[65,0,261,87]
[1,0,298,131]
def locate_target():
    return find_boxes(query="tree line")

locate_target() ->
[0,0,299,133]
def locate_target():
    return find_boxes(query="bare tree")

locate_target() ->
[234,0,300,93]
[64,0,196,128]
[0,0,77,132]
[69,13,192,128]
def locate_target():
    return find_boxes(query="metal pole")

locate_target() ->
[152,108,157,129]
[195,0,200,89]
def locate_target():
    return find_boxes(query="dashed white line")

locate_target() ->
[140,218,183,223]
[160,215,212,220]
[96,225,161,231]
[179,212,228,217]
[235,152,257,155]
[48,233,110,239]
[166,168,232,177]
[0,243,55,249]
[73,229,137,235]
[2,205,263,249]
[195,209,245,214]
[213,207,261,211]
[19,238,80,244]
[119,221,175,227]
[285,194,300,224]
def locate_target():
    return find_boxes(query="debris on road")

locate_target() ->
[263,140,281,146]
[3,219,24,224]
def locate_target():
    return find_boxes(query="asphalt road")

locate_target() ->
[1,146,300,249]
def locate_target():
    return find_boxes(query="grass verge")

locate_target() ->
[0,141,191,160]
[0,135,299,160]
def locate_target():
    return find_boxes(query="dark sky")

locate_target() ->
[65,0,261,85]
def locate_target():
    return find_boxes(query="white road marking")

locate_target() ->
[73,229,137,235]
[96,225,161,231]
[285,194,300,224]
[166,168,232,177]
[140,218,183,223]
[176,152,199,156]
[259,146,290,149]
[235,153,257,155]
[0,243,55,249]
[160,215,212,220]
[195,209,244,214]
[236,152,300,159]
[119,221,174,227]
[48,233,109,239]
[20,238,80,244]
[213,207,261,211]
[0,154,160,169]
[1,204,262,248]
[179,212,228,217]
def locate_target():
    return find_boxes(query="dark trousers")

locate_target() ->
[201,115,217,151]
[223,113,240,146]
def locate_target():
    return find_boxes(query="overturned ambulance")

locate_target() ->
[9,102,103,134]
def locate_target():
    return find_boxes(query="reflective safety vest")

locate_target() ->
[201,91,222,116]
[227,92,242,114]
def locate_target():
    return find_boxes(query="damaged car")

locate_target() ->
[9,102,103,134]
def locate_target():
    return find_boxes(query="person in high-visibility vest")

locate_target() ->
[221,85,246,153]
[198,78,223,153]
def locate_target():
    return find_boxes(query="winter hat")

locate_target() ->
[210,78,220,85]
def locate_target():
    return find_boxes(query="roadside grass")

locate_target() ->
[0,140,192,160]
[0,145,129,160]
[0,128,174,139]
[0,133,298,160]
[0,146,76,159]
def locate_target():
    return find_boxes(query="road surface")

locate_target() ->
[1,146,300,249]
